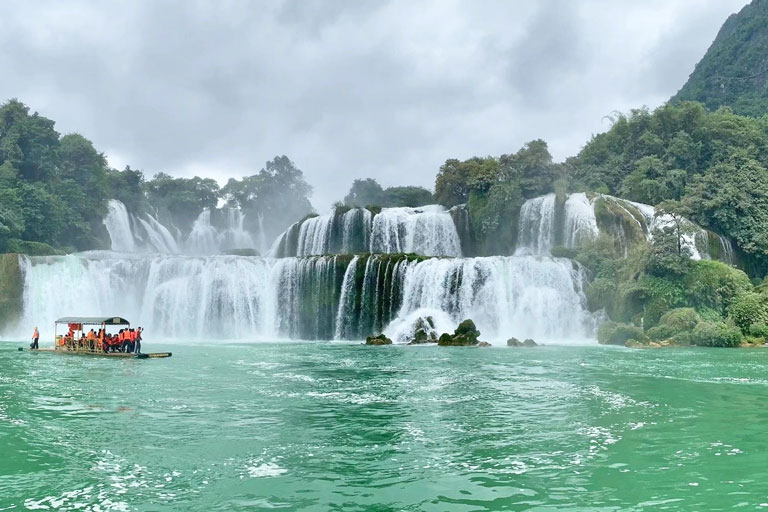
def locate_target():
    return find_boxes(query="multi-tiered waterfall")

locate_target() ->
[271,205,462,258]
[104,200,263,255]
[21,194,736,344]
[514,192,734,262]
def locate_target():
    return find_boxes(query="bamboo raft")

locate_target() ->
[23,316,172,360]
[19,347,172,359]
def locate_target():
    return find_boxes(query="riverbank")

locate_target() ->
[3,342,768,510]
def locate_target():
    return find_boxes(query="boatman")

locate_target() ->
[30,326,39,350]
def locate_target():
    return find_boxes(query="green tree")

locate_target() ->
[343,178,385,207]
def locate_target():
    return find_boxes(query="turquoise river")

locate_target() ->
[2,342,768,511]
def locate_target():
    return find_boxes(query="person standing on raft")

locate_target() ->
[31,326,39,350]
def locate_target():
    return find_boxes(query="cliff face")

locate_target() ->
[672,0,768,117]
[0,254,22,334]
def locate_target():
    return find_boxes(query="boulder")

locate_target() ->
[506,337,521,347]
[522,339,537,347]
[477,341,492,347]
[365,334,392,345]
[437,319,485,346]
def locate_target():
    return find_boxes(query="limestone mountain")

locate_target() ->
[672,0,768,116]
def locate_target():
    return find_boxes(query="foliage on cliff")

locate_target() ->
[0,99,314,253]
[0,99,112,252]
[672,0,768,117]
[432,140,563,255]
[568,101,768,274]
[580,225,766,347]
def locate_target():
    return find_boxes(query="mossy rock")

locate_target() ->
[6,239,64,256]
[522,338,538,347]
[0,254,23,333]
[646,308,701,341]
[365,334,392,345]
[506,337,521,347]
[437,319,484,346]
[597,322,649,346]
[221,248,260,257]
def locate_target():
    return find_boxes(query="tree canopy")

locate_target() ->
[342,178,433,208]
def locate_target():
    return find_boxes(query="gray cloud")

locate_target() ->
[0,0,748,210]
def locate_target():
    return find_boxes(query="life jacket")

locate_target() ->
[33,329,39,338]
[130,331,137,342]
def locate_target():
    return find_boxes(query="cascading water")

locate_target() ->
[13,250,598,344]
[103,200,136,253]
[104,200,260,255]
[516,194,556,255]
[384,256,596,343]
[272,205,461,258]
[185,209,257,254]
[515,192,731,262]
[562,193,599,249]
[369,205,462,257]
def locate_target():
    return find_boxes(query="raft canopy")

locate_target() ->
[55,316,131,326]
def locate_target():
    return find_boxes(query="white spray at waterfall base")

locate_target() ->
[12,252,599,344]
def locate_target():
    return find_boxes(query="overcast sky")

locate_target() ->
[0,0,749,211]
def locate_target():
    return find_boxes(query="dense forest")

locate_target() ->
[672,0,768,117]
[0,99,315,254]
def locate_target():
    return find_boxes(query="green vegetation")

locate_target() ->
[0,100,113,252]
[568,101,768,274]
[433,140,561,255]
[672,0,768,117]
[0,99,314,253]
[0,253,22,331]
[343,178,433,208]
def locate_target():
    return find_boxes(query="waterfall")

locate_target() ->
[13,251,597,344]
[272,205,461,258]
[185,210,219,254]
[137,214,180,254]
[562,193,598,249]
[257,212,268,255]
[719,237,734,264]
[369,205,462,257]
[514,193,728,262]
[516,194,556,255]
[103,200,136,252]
[384,256,596,343]
[334,255,360,339]
[186,209,257,254]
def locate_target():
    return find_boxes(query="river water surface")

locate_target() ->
[1,342,768,511]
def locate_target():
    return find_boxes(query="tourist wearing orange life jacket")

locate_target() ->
[30,326,39,350]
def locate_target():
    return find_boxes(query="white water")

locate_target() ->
[562,193,599,249]
[515,193,725,261]
[11,252,597,345]
[384,256,596,344]
[516,194,556,255]
[369,205,462,257]
[275,205,462,258]
[186,209,257,255]
[103,200,136,253]
[104,200,260,255]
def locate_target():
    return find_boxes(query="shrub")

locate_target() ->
[749,323,768,340]
[597,322,649,346]
[550,246,578,259]
[585,277,617,313]
[685,322,743,348]
[728,292,768,334]
[646,308,700,341]
[685,260,752,315]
